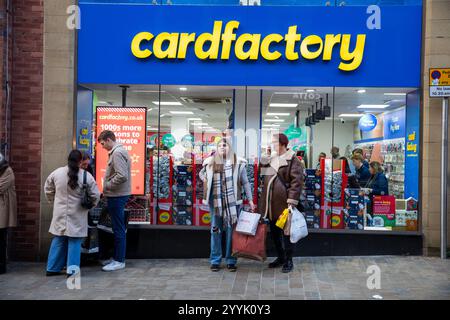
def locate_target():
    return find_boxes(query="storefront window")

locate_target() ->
[77,0,423,234]
[154,85,236,226]
[79,84,420,233]
[333,87,420,232]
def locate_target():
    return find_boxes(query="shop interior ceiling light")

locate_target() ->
[152,101,183,106]
[263,124,281,127]
[179,87,188,91]
[383,93,406,96]
[357,89,366,93]
[187,118,202,121]
[267,112,290,116]
[338,113,363,117]
[264,119,285,122]
[269,103,298,107]
[169,111,194,114]
[306,89,315,92]
[356,104,389,109]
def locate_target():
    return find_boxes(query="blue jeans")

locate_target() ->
[47,236,83,274]
[210,204,240,266]
[107,195,130,263]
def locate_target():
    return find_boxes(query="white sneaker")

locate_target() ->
[100,258,114,266]
[102,260,126,272]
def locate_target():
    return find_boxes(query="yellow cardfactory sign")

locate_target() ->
[131,20,366,71]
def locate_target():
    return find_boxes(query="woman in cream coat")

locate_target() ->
[44,150,100,276]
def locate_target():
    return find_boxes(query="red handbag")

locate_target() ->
[232,220,268,262]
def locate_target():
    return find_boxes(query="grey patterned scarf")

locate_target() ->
[212,163,237,228]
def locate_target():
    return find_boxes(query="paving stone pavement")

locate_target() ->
[0,256,449,300]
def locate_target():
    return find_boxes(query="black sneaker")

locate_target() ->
[227,264,237,272]
[46,271,64,277]
[282,260,293,273]
[268,257,285,268]
[210,264,220,272]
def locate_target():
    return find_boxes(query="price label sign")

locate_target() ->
[430,68,450,97]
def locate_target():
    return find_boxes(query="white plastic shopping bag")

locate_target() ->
[235,210,261,236]
[290,207,308,243]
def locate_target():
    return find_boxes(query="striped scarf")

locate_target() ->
[213,163,237,228]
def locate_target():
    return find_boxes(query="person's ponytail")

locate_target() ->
[67,150,82,190]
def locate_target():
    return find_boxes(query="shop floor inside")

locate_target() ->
[1,256,449,300]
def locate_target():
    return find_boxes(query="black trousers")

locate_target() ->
[0,228,7,274]
[269,221,293,261]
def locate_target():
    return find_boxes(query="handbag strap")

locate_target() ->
[82,170,89,191]
[276,156,294,191]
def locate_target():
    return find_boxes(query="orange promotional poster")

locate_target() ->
[96,107,147,195]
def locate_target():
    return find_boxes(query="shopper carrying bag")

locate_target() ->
[289,207,308,244]
[259,133,304,273]
[232,215,269,262]
[235,210,261,236]
[44,150,100,277]
[199,137,256,272]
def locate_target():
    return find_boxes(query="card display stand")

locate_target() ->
[301,168,321,229]
[320,158,348,229]
[151,153,174,225]
[343,188,367,230]
[381,139,405,199]
[172,154,195,226]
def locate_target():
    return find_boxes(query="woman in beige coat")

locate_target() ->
[44,150,100,276]
[0,152,17,274]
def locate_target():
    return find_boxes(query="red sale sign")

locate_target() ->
[96,107,147,195]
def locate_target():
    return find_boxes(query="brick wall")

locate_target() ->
[7,0,44,261]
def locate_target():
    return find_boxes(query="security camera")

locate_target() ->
[340,118,345,124]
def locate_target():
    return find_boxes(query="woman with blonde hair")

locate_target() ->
[366,161,389,195]
[199,138,255,272]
